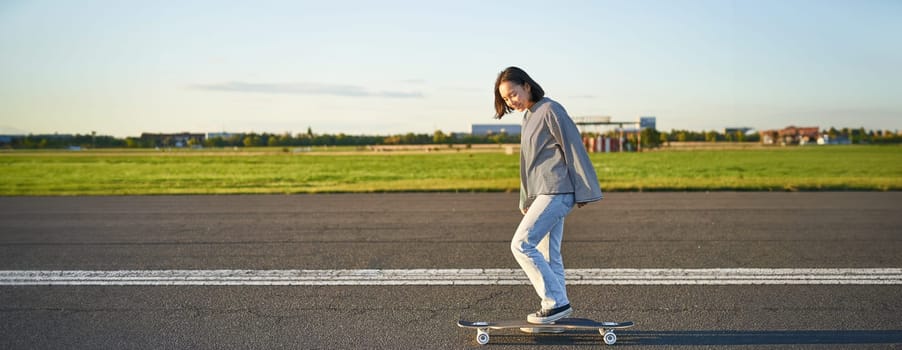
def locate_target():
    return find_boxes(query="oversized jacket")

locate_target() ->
[519,97,603,211]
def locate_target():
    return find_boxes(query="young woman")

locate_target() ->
[494,66,602,324]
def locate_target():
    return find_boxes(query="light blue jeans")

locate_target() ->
[511,193,575,310]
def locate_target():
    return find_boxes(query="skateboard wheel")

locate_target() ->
[476,329,490,345]
[603,331,617,345]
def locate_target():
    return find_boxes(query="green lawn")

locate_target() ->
[596,146,901,191]
[1,145,899,195]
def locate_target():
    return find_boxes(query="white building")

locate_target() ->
[471,124,521,136]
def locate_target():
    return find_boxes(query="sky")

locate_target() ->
[1,0,900,137]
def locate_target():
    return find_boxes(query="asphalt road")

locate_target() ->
[1,192,901,349]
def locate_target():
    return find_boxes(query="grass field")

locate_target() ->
[1,145,899,195]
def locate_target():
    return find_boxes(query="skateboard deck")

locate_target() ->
[457,318,633,345]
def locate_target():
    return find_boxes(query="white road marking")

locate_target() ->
[1,268,901,286]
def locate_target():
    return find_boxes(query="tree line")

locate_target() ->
[2,127,899,149]
[0,129,519,149]
[633,127,901,149]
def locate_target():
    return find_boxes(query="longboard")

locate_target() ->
[457,318,634,345]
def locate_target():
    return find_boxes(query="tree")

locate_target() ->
[433,130,449,144]
[401,133,418,144]
[640,128,662,149]
[243,135,260,147]
[490,132,508,145]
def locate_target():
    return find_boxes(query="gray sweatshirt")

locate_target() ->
[519,97,603,210]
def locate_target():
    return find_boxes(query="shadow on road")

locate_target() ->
[622,330,902,346]
[477,330,902,346]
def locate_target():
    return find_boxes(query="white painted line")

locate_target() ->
[1,268,901,286]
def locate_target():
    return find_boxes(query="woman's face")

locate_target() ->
[498,81,532,112]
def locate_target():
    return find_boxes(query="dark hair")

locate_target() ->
[493,66,545,119]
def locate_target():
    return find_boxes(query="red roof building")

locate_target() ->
[760,126,820,145]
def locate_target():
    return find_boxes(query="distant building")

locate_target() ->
[760,126,819,145]
[639,116,656,130]
[471,124,521,136]
[207,132,244,139]
[0,135,21,145]
[723,127,754,135]
[817,134,851,145]
[1,134,73,146]
[141,132,205,148]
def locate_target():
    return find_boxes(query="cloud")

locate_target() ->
[192,81,424,98]
[0,125,28,134]
[398,79,427,84]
